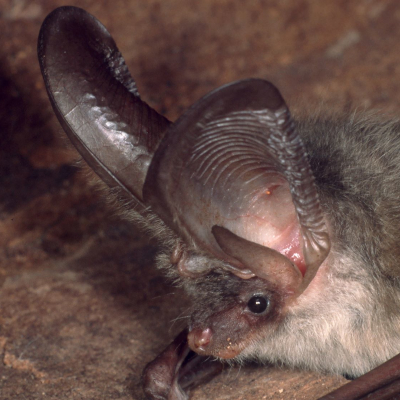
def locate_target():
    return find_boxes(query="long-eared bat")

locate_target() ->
[37,6,400,400]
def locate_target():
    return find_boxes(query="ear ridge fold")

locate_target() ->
[38,6,170,205]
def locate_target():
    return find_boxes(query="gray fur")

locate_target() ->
[150,112,400,377]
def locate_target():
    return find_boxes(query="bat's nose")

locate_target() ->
[188,327,212,353]
[188,327,243,359]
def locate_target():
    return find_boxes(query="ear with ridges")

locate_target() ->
[38,6,170,207]
[144,79,330,292]
[38,8,330,293]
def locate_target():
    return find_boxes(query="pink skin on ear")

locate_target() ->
[223,180,306,276]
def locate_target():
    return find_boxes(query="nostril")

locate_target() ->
[188,327,212,351]
[197,328,212,347]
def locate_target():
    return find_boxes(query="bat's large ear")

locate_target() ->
[38,6,170,207]
[144,79,330,295]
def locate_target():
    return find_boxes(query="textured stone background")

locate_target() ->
[1,0,399,399]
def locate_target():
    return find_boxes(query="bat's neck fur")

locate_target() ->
[240,249,400,377]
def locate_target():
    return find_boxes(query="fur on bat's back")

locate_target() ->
[235,113,400,377]
[301,113,400,280]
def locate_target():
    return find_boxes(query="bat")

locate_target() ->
[37,6,400,400]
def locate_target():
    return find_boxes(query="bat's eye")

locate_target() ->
[247,296,269,314]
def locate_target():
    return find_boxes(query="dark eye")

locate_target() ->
[247,296,269,314]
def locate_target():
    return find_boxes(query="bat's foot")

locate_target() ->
[142,329,223,400]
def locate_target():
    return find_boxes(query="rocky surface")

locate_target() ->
[1,0,400,398]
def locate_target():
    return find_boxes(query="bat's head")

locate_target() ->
[139,50,331,361]
[184,270,285,360]
[38,6,330,362]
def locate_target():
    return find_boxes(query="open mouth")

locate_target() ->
[142,329,223,400]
